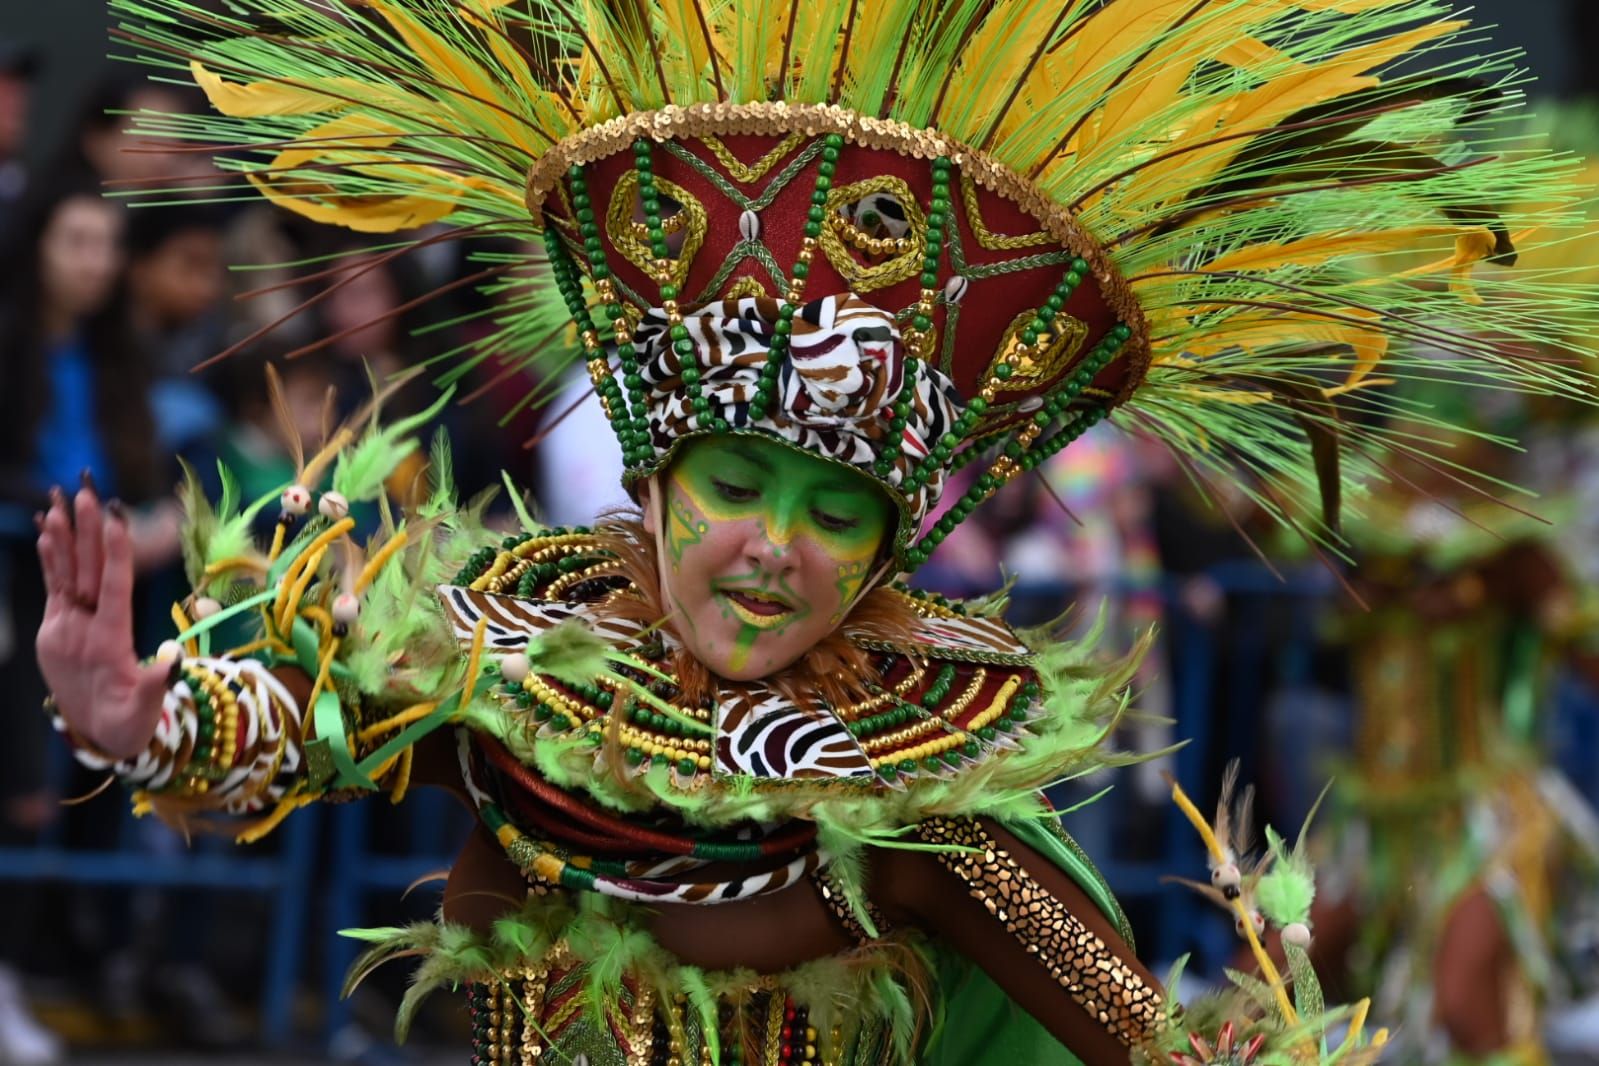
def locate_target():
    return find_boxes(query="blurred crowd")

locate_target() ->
[0,33,1598,1066]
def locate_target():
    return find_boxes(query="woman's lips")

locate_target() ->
[722,589,794,629]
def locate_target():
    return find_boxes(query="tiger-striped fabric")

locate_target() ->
[627,293,963,527]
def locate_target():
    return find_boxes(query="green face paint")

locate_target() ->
[668,438,892,559]
[656,434,894,681]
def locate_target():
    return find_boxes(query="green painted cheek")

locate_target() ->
[665,490,708,568]
[830,560,872,625]
[726,623,761,672]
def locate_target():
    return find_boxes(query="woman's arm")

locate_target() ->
[872,815,1163,1065]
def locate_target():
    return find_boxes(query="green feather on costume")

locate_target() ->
[1256,827,1317,929]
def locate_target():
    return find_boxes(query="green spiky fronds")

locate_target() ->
[341,890,930,1060]
[110,0,1597,555]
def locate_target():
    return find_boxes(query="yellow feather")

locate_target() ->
[1200,225,1467,274]
[1163,306,1391,385]
[1390,226,1517,306]
[1107,19,1463,210]
[456,6,572,141]
[1079,4,1325,159]
[1213,35,1305,72]
[191,61,353,117]
[839,0,923,111]
[788,0,852,104]
[658,0,716,98]
[938,0,1071,136]
[245,115,472,233]
[366,0,537,154]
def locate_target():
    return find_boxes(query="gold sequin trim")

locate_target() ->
[915,816,1162,1048]
[987,309,1090,393]
[524,101,1149,406]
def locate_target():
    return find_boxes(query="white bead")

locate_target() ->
[738,209,760,242]
[1234,910,1265,938]
[499,653,530,684]
[155,640,185,665]
[331,593,360,625]
[1211,862,1242,890]
[318,490,349,521]
[943,275,969,304]
[1283,922,1313,949]
[281,484,312,515]
[192,597,222,620]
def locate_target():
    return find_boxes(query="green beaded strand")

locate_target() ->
[879,157,953,486]
[905,255,1092,492]
[543,211,641,463]
[566,165,654,466]
[632,140,725,433]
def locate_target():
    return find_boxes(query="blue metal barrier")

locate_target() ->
[320,789,472,1045]
[0,742,320,1047]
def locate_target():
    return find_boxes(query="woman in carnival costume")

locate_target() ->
[33,0,1599,1062]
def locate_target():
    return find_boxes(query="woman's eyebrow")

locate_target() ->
[723,443,774,473]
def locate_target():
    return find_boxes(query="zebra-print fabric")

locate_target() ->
[439,584,645,651]
[714,691,875,779]
[626,292,963,525]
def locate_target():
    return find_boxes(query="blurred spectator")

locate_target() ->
[0,40,37,245]
[0,179,151,1066]
[214,347,337,520]
[124,204,229,454]
[306,233,532,507]
[536,366,630,526]
[62,73,213,193]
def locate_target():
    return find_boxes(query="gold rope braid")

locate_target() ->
[603,168,709,292]
[817,175,926,293]
[915,816,1162,1049]
[960,171,1053,251]
[701,132,806,184]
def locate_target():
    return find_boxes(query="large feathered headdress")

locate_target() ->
[116,0,1596,567]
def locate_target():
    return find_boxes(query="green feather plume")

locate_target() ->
[332,386,455,504]
[1256,826,1317,928]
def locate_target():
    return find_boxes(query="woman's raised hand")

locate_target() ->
[34,477,171,759]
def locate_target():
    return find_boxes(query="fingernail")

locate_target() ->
[49,486,65,506]
[80,469,98,494]
[107,499,127,521]
[33,512,45,531]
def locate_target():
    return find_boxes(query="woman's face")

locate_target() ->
[647,435,895,681]
[40,196,123,321]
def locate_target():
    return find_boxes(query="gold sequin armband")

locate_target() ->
[47,657,305,814]
[915,816,1162,1049]
[811,865,892,946]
